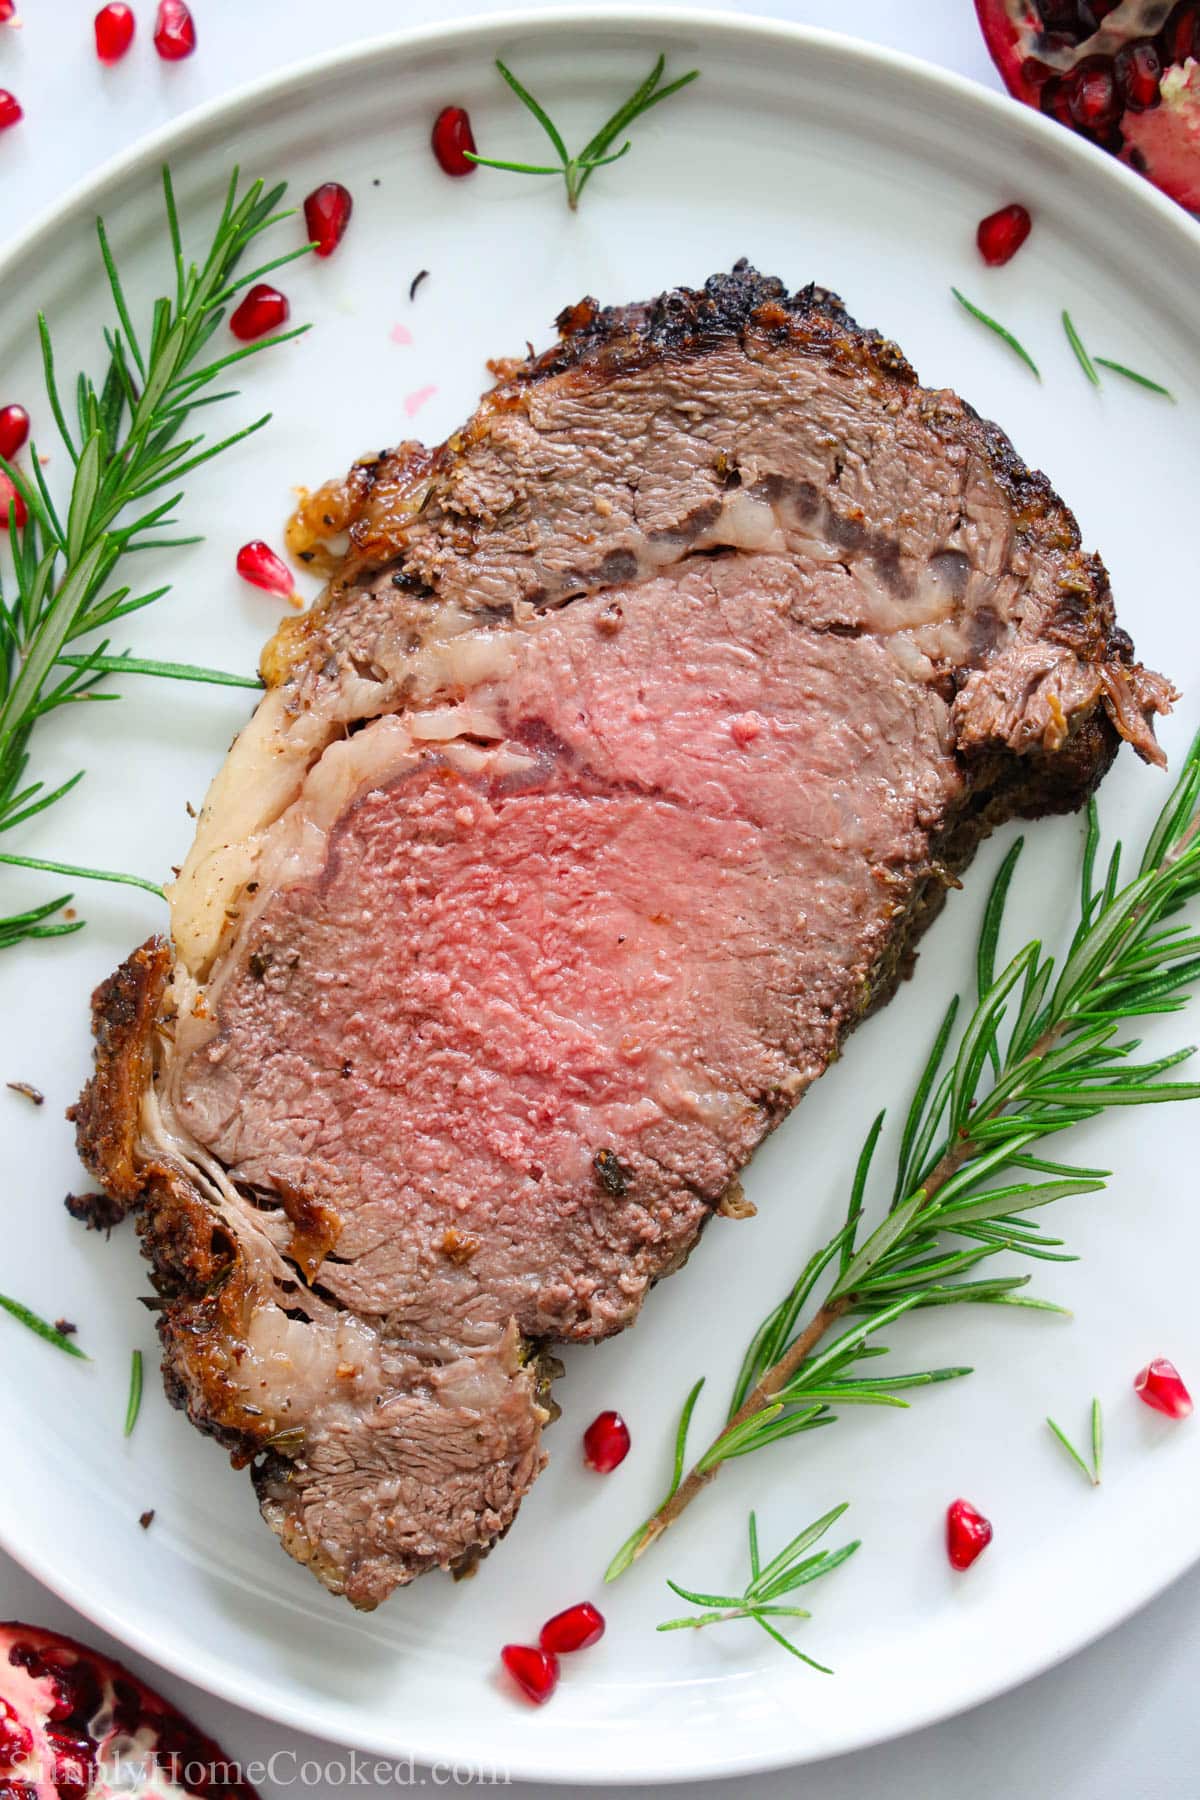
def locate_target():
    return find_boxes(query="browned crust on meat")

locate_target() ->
[69,939,275,1468]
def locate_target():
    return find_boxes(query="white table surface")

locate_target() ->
[3,2,1198,1794]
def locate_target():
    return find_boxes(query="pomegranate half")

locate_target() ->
[975,1,1200,208]
[0,1621,257,1800]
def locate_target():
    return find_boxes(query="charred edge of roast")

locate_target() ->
[279,263,1139,706]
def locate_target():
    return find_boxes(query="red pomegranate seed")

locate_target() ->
[946,1498,992,1570]
[0,2,17,22]
[1113,39,1163,111]
[1134,1358,1193,1419]
[94,3,135,61]
[153,0,195,60]
[583,1409,630,1473]
[976,202,1032,267]
[1065,58,1121,132]
[0,404,29,461]
[0,90,22,130]
[539,1602,605,1655]
[304,181,353,258]
[0,473,27,529]
[236,540,295,601]
[229,283,289,341]
[432,106,477,177]
[500,1644,559,1706]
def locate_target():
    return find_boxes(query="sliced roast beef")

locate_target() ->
[71,263,1172,1609]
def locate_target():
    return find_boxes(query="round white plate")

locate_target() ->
[1,8,1199,1783]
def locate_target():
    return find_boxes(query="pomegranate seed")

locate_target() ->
[539,1602,605,1655]
[304,181,353,258]
[1065,58,1121,132]
[94,3,135,61]
[976,203,1032,267]
[500,1644,559,1705]
[0,90,22,131]
[236,540,295,601]
[0,404,29,462]
[946,1498,992,1570]
[1113,39,1163,111]
[153,0,195,60]
[1163,1,1200,62]
[0,473,27,529]
[583,1409,630,1473]
[0,2,16,22]
[229,283,289,341]
[431,106,477,177]
[1134,1358,1193,1419]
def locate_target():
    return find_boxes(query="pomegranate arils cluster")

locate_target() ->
[583,1409,630,1472]
[304,182,353,257]
[502,1602,606,1706]
[1134,1357,1193,1419]
[432,105,477,177]
[95,3,136,62]
[976,0,1200,206]
[946,1498,993,1570]
[153,0,195,61]
[976,202,1032,266]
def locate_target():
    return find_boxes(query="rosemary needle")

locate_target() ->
[0,1291,88,1358]
[124,1348,144,1436]
[1062,310,1101,386]
[951,288,1041,379]
[1046,1398,1102,1485]
[1093,357,1175,400]
[466,54,699,210]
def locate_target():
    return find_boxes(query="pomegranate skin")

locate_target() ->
[946,1497,993,1570]
[432,105,478,177]
[975,0,1200,207]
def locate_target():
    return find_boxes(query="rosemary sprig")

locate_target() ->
[1046,1397,1102,1485]
[124,1348,144,1437]
[0,165,310,948]
[608,725,1200,1580]
[657,1504,859,1673]
[1093,357,1175,400]
[951,288,1041,379]
[1062,310,1100,386]
[465,55,699,210]
[0,1291,88,1358]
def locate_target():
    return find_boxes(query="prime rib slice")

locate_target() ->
[71,263,1172,1609]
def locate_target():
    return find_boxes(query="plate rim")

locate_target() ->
[2,5,1200,1783]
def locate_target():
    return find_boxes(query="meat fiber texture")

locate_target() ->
[71,264,1172,1609]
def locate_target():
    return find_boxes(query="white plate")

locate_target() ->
[1,7,1199,1783]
